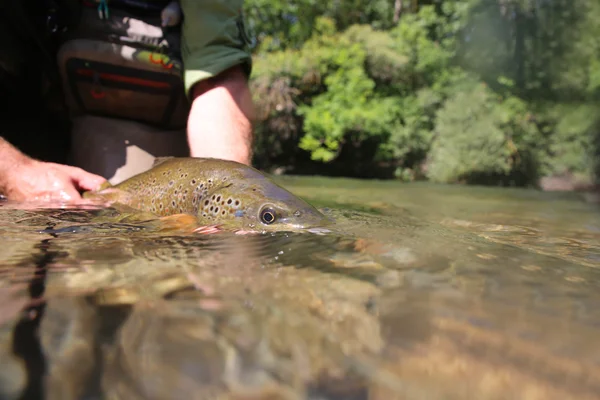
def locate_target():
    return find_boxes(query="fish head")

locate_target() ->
[198,173,331,232]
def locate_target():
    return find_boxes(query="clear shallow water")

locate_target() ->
[0,178,599,400]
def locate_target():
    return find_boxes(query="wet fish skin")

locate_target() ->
[84,157,331,232]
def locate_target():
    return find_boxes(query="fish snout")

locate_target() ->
[288,210,334,230]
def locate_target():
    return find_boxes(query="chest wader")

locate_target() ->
[56,0,189,184]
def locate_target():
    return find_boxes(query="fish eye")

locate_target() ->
[259,208,277,225]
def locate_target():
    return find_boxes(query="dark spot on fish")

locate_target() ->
[151,198,155,203]
[202,213,207,217]
[205,200,209,206]
[159,204,163,209]
[174,190,178,195]
[169,181,174,187]
[172,200,176,207]
[184,189,188,194]
[199,183,204,188]
[252,188,256,191]
[222,210,226,215]
[216,195,221,202]
[191,179,196,185]
[152,178,157,184]
[208,179,212,183]
[227,199,232,204]
[212,195,215,200]
[178,168,182,172]
[210,206,213,211]
[234,200,240,206]
[215,207,219,213]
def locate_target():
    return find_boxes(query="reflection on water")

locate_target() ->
[0,179,599,399]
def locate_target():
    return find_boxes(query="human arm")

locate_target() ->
[179,0,256,165]
[187,65,255,165]
[0,137,107,202]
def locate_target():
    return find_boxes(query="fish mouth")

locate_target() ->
[232,225,331,235]
[282,215,334,232]
[236,226,332,235]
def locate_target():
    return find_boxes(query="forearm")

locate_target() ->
[0,137,30,162]
[186,65,255,165]
[0,138,32,191]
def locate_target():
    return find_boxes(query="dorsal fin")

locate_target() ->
[152,156,174,167]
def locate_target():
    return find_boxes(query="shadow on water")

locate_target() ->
[11,237,53,400]
[0,179,599,399]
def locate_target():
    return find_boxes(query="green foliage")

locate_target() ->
[243,0,397,52]
[245,0,600,186]
[544,104,599,176]
[428,79,543,184]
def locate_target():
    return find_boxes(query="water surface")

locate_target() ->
[0,178,599,400]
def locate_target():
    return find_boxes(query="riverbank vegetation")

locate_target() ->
[244,0,600,188]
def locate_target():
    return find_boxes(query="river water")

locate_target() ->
[0,177,599,400]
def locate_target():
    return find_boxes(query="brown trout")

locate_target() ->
[84,157,331,232]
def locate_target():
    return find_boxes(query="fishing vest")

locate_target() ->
[55,0,189,130]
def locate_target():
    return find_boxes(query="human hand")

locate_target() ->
[1,160,107,203]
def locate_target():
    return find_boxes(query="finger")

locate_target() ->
[58,165,107,191]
